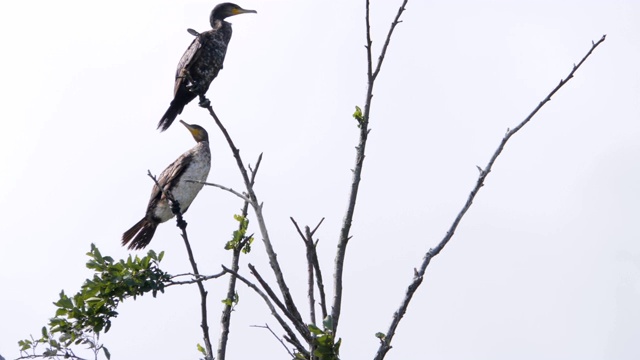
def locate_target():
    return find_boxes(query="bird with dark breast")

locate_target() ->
[122,121,211,250]
[157,3,257,131]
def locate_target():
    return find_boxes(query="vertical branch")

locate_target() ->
[180,226,213,360]
[306,229,317,327]
[310,219,328,320]
[373,35,607,360]
[148,170,213,358]
[291,217,328,322]
[216,155,262,360]
[305,227,317,360]
[332,0,408,333]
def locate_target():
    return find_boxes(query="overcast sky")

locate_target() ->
[1,0,639,359]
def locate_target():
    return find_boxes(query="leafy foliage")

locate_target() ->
[225,214,254,254]
[296,316,341,360]
[18,244,170,359]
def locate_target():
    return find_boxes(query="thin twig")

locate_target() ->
[222,266,309,357]
[290,219,316,327]
[187,179,250,202]
[250,323,295,358]
[308,219,327,319]
[372,1,407,80]
[216,154,262,360]
[332,0,408,334]
[179,215,213,359]
[373,34,607,360]
[248,264,311,343]
[291,217,328,321]
[205,105,306,334]
[166,271,226,286]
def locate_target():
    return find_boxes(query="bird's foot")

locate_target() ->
[198,94,211,108]
[170,200,182,216]
[176,218,188,230]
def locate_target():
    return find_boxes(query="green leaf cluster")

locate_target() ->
[225,214,254,253]
[353,105,364,128]
[298,316,341,360]
[221,291,239,307]
[18,244,170,359]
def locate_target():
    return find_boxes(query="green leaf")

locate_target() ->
[18,339,33,351]
[102,345,111,360]
[197,343,207,356]
[375,332,386,340]
[42,349,57,357]
[322,315,334,331]
[353,105,363,121]
[308,324,323,335]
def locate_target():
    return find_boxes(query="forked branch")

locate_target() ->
[332,0,409,334]
[373,34,607,360]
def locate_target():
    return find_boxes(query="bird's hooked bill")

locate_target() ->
[234,7,257,15]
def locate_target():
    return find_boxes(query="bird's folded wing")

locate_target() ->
[149,152,194,202]
[174,36,204,96]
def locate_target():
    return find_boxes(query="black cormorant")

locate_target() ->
[122,120,212,250]
[157,3,257,131]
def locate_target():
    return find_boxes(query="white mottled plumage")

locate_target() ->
[152,141,211,221]
[122,121,211,250]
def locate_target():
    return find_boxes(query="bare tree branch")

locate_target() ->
[248,264,311,343]
[250,323,295,358]
[222,266,309,357]
[166,271,226,286]
[373,34,607,360]
[332,0,409,334]
[205,105,306,331]
[372,0,407,80]
[291,217,329,323]
[216,154,262,360]
[177,209,213,360]
[187,179,250,202]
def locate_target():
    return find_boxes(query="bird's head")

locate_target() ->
[180,120,209,143]
[210,3,257,23]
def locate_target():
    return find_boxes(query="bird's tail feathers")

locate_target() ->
[122,218,158,250]
[157,101,184,132]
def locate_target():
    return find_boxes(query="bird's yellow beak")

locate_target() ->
[233,7,257,15]
[180,120,198,137]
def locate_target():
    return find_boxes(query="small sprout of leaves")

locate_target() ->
[353,105,365,128]
[226,214,253,253]
[197,343,207,356]
[375,332,386,341]
[222,291,240,308]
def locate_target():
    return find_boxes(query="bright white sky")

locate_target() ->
[1,0,639,359]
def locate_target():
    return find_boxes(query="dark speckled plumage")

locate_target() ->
[158,3,256,131]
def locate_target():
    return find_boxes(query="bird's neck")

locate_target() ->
[210,18,228,29]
